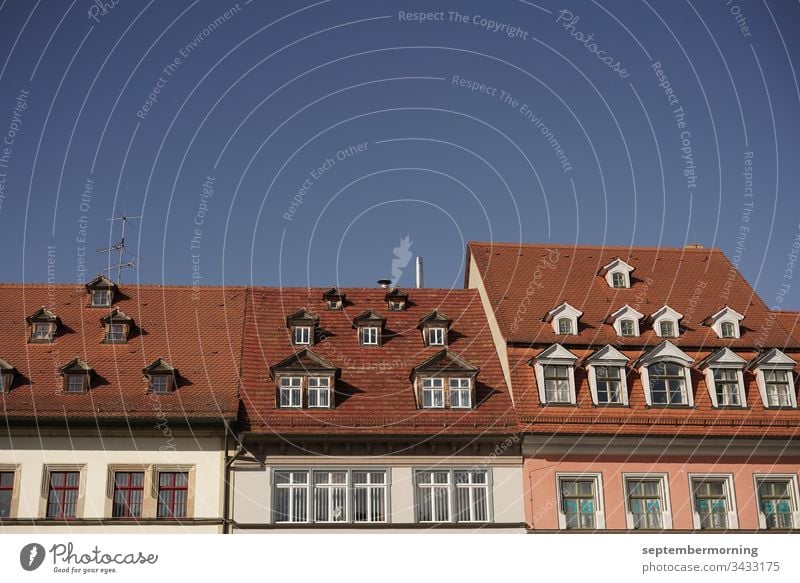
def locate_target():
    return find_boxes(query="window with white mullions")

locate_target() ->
[557,318,573,335]
[627,479,663,529]
[313,471,348,522]
[279,377,302,408]
[659,321,675,338]
[595,366,622,404]
[648,362,688,405]
[353,471,386,523]
[693,479,730,529]
[764,370,792,407]
[274,471,309,523]
[560,478,596,529]
[449,378,471,408]
[308,377,330,408]
[360,326,379,346]
[422,378,445,408]
[758,480,795,529]
[427,327,445,346]
[415,470,451,522]
[611,272,626,288]
[292,326,311,345]
[544,365,571,403]
[620,320,635,337]
[713,369,741,406]
[454,471,488,522]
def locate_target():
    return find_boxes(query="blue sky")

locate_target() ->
[0,0,798,308]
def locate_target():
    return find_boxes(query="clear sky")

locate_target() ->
[0,0,798,308]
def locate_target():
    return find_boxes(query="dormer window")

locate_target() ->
[412,350,478,410]
[545,303,583,336]
[58,357,92,393]
[636,341,695,407]
[143,358,178,394]
[360,327,379,346]
[558,318,573,335]
[0,358,16,393]
[599,258,634,289]
[620,320,635,337]
[26,307,59,343]
[322,287,345,310]
[707,306,744,339]
[286,309,319,346]
[66,374,87,393]
[385,288,408,311]
[270,349,340,410]
[418,310,451,347]
[427,327,445,346]
[86,274,116,307]
[531,344,579,405]
[421,378,445,408]
[33,323,53,341]
[584,345,630,406]
[101,308,132,343]
[279,377,302,407]
[698,348,747,408]
[608,305,643,338]
[721,322,735,338]
[293,326,311,345]
[651,306,683,339]
[91,290,111,307]
[749,349,797,409]
[354,311,386,347]
[659,321,675,338]
[611,272,626,288]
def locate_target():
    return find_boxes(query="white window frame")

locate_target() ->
[308,376,331,408]
[689,474,739,530]
[546,303,582,336]
[557,317,574,335]
[292,326,311,345]
[106,323,126,343]
[705,367,746,408]
[325,299,342,310]
[640,361,694,407]
[659,320,676,338]
[611,271,627,288]
[272,470,310,523]
[91,289,111,307]
[556,473,605,530]
[601,259,634,288]
[753,474,800,530]
[414,468,491,524]
[360,326,379,346]
[149,374,171,394]
[278,376,302,408]
[449,378,472,409]
[32,322,54,341]
[609,305,643,337]
[421,377,445,408]
[533,345,578,405]
[352,470,388,524]
[720,321,736,339]
[65,373,87,393]
[619,319,635,337]
[709,307,744,339]
[588,364,627,406]
[427,327,446,346]
[758,369,796,408]
[623,473,672,530]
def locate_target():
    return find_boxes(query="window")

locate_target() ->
[620,320,635,337]
[46,471,80,519]
[0,471,14,518]
[422,378,445,408]
[595,366,623,404]
[764,370,792,407]
[112,471,144,518]
[388,300,405,311]
[149,374,172,394]
[274,471,309,523]
[157,471,188,519]
[293,326,311,345]
[558,318,573,335]
[32,322,53,341]
[692,479,730,529]
[308,377,331,408]
[415,469,489,523]
[65,374,87,393]
[360,327,379,346]
[427,327,445,346]
[611,272,626,288]
[313,471,348,522]
[544,365,571,403]
[449,378,471,408]
[559,478,598,529]
[91,290,111,307]
[353,471,386,523]
[106,323,125,343]
[757,479,796,529]
[720,321,735,339]
[713,369,741,406]
[326,299,342,310]
[626,479,665,529]
[648,362,688,405]
[659,321,675,338]
[279,377,302,408]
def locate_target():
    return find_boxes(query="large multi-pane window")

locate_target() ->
[156,471,188,518]
[0,471,14,518]
[112,471,144,518]
[422,378,445,408]
[449,378,471,408]
[543,365,571,403]
[648,362,688,405]
[595,366,623,404]
[692,479,730,529]
[279,377,302,408]
[757,479,795,529]
[415,469,489,523]
[273,469,388,524]
[46,471,80,519]
[559,477,598,529]
[626,478,664,529]
[764,370,792,407]
[713,369,741,406]
[308,377,331,408]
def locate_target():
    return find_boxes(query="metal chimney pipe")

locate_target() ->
[415,257,424,288]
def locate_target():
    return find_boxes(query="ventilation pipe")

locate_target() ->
[416,257,424,289]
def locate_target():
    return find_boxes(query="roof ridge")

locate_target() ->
[467,240,721,253]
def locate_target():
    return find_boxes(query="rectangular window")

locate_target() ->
[558,318,573,335]
[388,300,404,311]
[416,470,452,522]
[757,479,795,529]
[692,479,730,529]
[422,378,444,408]
[156,471,188,519]
[0,471,14,518]
[279,377,302,408]
[454,470,489,522]
[106,323,125,342]
[65,374,86,393]
[46,471,80,519]
[620,320,635,337]
[648,363,687,405]
[112,471,144,518]
[308,377,330,408]
[313,471,348,522]
[449,378,471,408]
[292,326,311,345]
[595,366,622,404]
[626,479,664,529]
[91,290,110,307]
[427,327,445,346]
[360,327,379,346]
[560,478,597,529]
[714,369,741,406]
[33,323,52,341]
[544,365,571,403]
[353,471,386,523]
[415,469,489,524]
[274,471,309,523]
[764,370,792,407]
[149,375,170,394]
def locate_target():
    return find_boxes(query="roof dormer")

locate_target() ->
[86,274,117,307]
[385,287,408,311]
[143,358,178,393]
[706,306,744,339]
[26,307,59,343]
[607,304,644,337]
[0,357,17,393]
[599,258,635,289]
[748,348,798,409]
[417,310,451,347]
[545,302,583,335]
[650,305,683,338]
[353,310,386,346]
[322,287,346,310]
[100,308,133,343]
[285,309,319,346]
[411,349,479,409]
[58,357,93,393]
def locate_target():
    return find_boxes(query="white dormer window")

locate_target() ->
[421,378,445,408]
[659,321,675,338]
[91,290,111,307]
[620,320,635,337]
[637,341,695,407]
[749,349,797,409]
[584,345,630,406]
[600,258,634,289]
[608,305,643,338]
[546,303,583,336]
[532,344,579,405]
[33,322,53,341]
[708,306,744,339]
[699,348,747,408]
[651,306,683,339]
[360,327,379,346]
[427,327,445,346]
[293,326,311,345]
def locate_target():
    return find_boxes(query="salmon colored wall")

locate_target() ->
[525,456,800,530]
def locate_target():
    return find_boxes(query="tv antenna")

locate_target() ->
[99,214,141,283]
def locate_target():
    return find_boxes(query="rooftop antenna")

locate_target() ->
[99,213,141,284]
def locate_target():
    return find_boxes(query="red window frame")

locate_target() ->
[157,472,188,519]
[112,471,144,518]
[46,471,80,519]
[0,471,14,518]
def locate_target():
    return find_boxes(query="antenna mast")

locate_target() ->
[98,214,141,284]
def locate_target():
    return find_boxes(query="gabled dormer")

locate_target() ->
[100,308,132,343]
[86,274,116,307]
[143,358,178,394]
[545,302,583,335]
[270,349,340,409]
[0,357,16,393]
[650,305,683,338]
[529,344,579,405]
[697,348,747,408]
[417,310,451,347]
[748,348,797,409]
[26,307,59,343]
[322,287,346,310]
[353,310,386,346]
[58,357,92,393]
[635,341,695,407]
[583,345,630,405]
[411,349,479,409]
[386,287,408,311]
[599,258,635,289]
[607,304,644,337]
[285,309,319,346]
[706,306,745,339]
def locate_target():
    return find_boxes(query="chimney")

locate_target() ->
[415,257,424,288]
[377,279,392,289]
[685,243,704,249]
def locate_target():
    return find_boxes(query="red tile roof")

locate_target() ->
[467,241,798,349]
[776,311,800,343]
[239,288,516,435]
[0,283,246,423]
